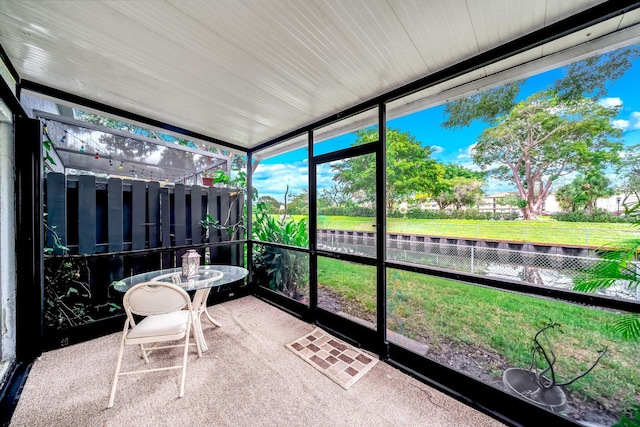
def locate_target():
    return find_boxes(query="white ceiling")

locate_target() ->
[1,0,640,153]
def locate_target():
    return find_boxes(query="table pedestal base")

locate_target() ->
[192,288,222,352]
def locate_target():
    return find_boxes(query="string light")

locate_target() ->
[43,119,191,185]
[45,119,104,156]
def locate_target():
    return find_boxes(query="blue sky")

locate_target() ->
[253,51,640,203]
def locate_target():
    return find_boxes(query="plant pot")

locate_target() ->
[503,368,567,412]
[202,177,214,186]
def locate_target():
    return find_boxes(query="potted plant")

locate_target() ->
[201,169,216,186]
[202,169,230,187]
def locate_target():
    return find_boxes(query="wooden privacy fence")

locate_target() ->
[45,172,244,290]
[45,172,244,254]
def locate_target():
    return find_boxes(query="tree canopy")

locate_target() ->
[430,163,486,210]
[474,92,621,218]
[443,46,640,128]
[616,144,640,207]
[442,45,639,218]
[331,128,445,210]
[555,171,614,212]
[257,195,281,213]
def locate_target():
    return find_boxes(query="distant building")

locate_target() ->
[418,192,638,214]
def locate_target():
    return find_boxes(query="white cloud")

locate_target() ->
[253,160,341,202]
[456,143,476,160]
[431,145,444,154]
[613,119,630,131]
[612,111,640,131]
[630,112,640,130]
[253,161,309,202]
[598,97,623,108]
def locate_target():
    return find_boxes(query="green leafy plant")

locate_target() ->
[42,138,57,169]
[44,214,121,329]
[200,171,247,241]
[43,217,95,328]
[574,201,640,340]
[614,405,640,427]
[44,256,94,328]
[252,193,309,300]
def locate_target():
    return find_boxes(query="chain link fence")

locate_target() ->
[317,231,638,301]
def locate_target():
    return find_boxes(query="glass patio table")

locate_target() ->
[114,265,248,352]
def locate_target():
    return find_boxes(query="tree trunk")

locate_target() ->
[522,206,537,220]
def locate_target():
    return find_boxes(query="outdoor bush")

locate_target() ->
[318,205,521,220]
[554,209,635,223]
[388,208,520,221]
[318,206,377,217]
[252,200,309,299]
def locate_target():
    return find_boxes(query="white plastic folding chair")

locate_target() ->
[108,281,201,408]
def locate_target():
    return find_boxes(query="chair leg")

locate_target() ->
[108,330,128,408]
[192,313,203,357]
[139,344,151,363]
[193,310,208,353]
[179,322,191,398]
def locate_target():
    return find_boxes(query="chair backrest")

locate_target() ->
[123,281,191,317]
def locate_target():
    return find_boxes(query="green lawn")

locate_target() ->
[311,215,636,247]
[317,257,640,417]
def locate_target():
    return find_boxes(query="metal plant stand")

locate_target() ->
[503,322,607,413]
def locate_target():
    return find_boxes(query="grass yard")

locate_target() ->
[317,257,640,418]
[312,215,636,247]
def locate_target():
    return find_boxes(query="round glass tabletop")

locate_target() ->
[113,265,248,292]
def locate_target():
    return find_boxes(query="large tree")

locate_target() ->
[443,45,639,218]
[257,195,282,213]
[319,183,350,208]
[474,92,622,218]
[431,163,486,210]
[332,128,445,210]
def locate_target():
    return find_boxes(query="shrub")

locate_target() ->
[318,206,377,217]
[553,209,635,223]
[388,208,520,221]
[252,201,309,299]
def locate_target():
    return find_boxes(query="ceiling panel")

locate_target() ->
[1,0,637,153]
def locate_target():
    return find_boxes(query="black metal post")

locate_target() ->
[308,130,318,319]
[376,103,388,358]
[246,152,254,288]
[15,116,44,360]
